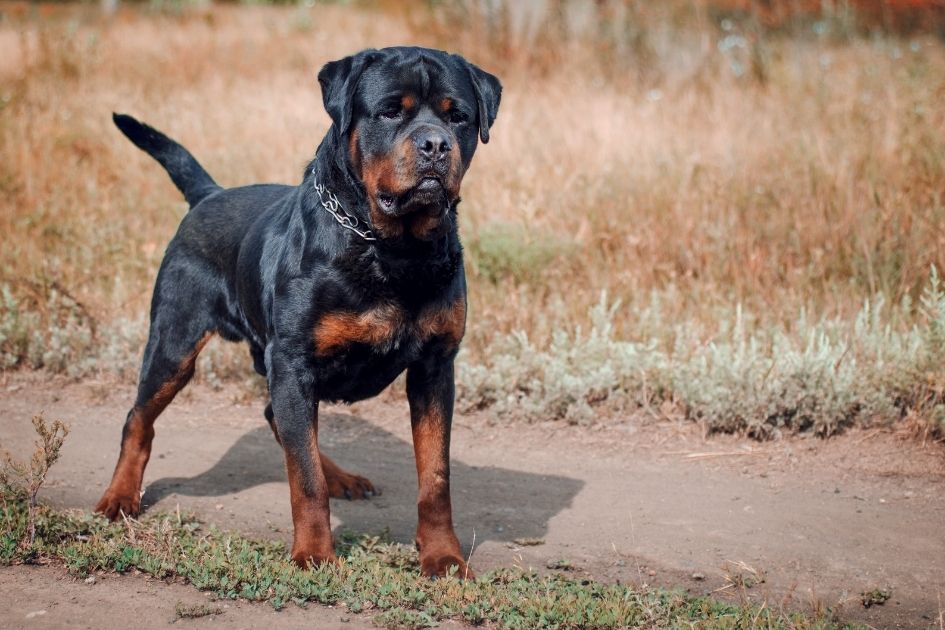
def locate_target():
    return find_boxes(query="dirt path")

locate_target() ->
[0,564,377,630]
[1,374,944,628]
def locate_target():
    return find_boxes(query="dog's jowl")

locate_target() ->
[95,47,501,579]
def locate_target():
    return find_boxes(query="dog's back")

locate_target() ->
[115,112,298,309]
[173,183,294,271]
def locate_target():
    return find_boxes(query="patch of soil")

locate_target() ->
[0,564,372,629]
[1,373,943,628]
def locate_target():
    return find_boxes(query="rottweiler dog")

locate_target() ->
[94,46,501,578]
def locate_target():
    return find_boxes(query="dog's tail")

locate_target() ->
[112,113,220,208]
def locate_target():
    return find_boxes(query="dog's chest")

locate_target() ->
[313,299,464,357]
[311,298,464,401]
[313,296,466,401]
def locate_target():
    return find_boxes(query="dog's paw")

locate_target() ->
[326,470,377,500]
[290,549,339,570]
[94,490,141,521]
[419,552,475,580]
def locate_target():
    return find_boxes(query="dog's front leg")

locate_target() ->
[406,355,473,579]
[268,347,336,568]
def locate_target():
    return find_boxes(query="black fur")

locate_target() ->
[98,46,501,575]
[113,113,220,208]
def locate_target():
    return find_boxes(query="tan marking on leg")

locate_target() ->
[271,404,374,500]
[285,427,336,568]
[411,403,471,578]
[142,332,213,415]
[95,332,213,520]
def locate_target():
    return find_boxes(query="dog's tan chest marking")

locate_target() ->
[313,305,405,356]
[313,299,466,356]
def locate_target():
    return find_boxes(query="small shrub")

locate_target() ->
[457,271,945,438]
[465,223,574,285]
[860,588,892,608]
[0,282,97,376]
[0,414,69,547]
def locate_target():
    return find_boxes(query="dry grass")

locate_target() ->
[1,1,944,434]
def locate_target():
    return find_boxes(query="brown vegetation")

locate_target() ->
[1,1,943,433]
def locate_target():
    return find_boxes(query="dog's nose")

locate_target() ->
[415,129,451,162]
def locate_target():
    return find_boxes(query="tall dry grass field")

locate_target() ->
[2,1,944,436]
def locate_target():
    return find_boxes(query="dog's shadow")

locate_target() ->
[144,411,583,547]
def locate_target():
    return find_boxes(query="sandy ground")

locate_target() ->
[1,373,944,629]
[0,564,378,630]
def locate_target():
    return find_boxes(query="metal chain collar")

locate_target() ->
[312,172,377,242]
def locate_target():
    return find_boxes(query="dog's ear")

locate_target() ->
[318,49,378,135]
[464,60,502,144]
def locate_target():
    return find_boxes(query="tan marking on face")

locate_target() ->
[359,154,400,237]
[418,298,466,348]
[409,138,463,239]
[361,134,463,240]
[313,304,405,356]
[348,128,361,174]
[360,138,420,238]
[444,141,464,199]
[361,138,418,193]
[401,94,416,111]
[438,97,453,113]
[406,209,444,240]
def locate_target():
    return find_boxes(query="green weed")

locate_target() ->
[0,414,69,549]
[0,494,859,629]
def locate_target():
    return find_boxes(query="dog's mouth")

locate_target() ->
[377,177,448,218]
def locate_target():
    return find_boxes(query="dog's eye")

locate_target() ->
[379,108,402,120]
[448,110,468,125]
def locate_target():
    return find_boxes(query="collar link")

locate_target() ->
[312,171,377,242]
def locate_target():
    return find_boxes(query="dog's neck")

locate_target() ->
[306,132,364,222]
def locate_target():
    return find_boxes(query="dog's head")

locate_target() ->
[318,46,501,240]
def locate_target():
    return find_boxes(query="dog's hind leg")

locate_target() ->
[264,401,376,500]
[95,309,214,520]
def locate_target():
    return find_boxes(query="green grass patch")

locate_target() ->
[466,223,575,285]
[0,489,860,628]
